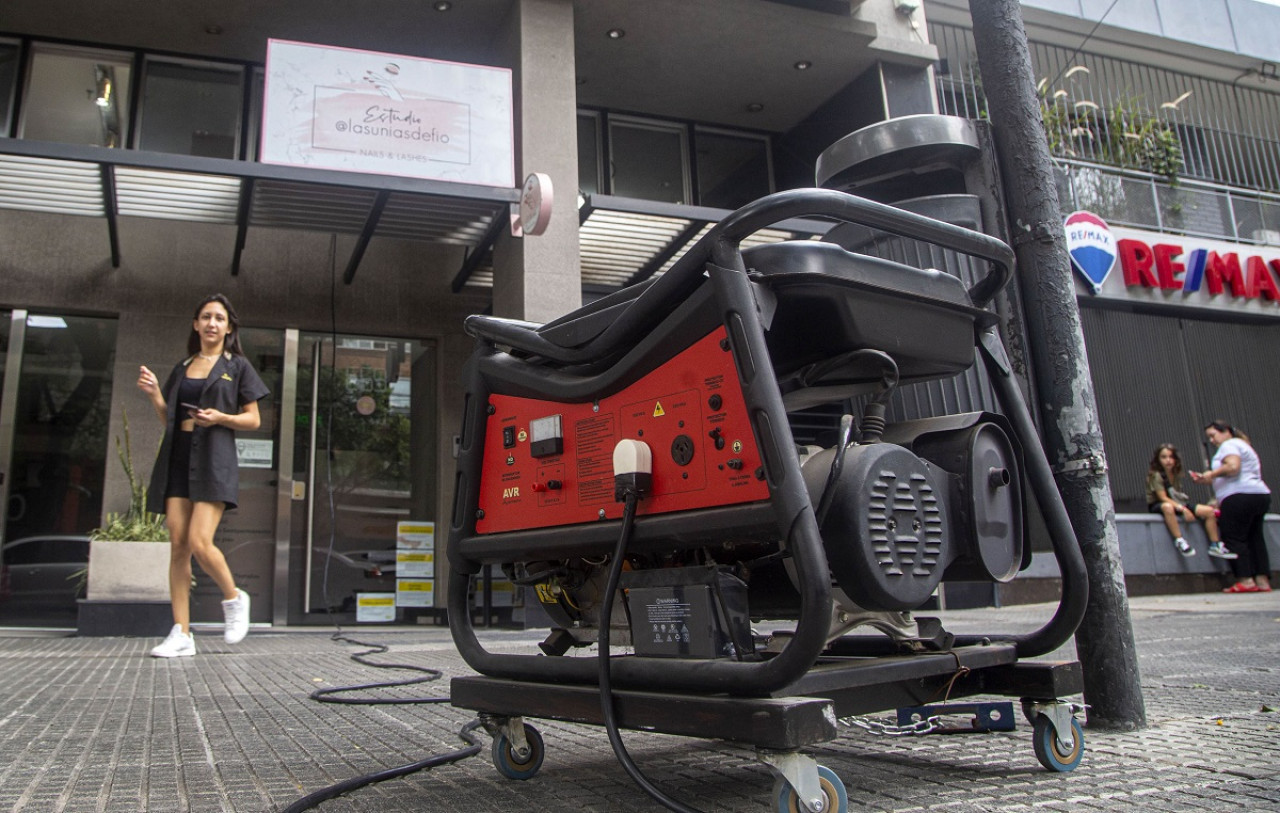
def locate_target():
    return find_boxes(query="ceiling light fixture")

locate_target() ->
[607,28,625,39]
[204,24,223,35]
[746,102,764,113]
[433,1,452,10]
[794,60,812,70]
[94,67,113,109]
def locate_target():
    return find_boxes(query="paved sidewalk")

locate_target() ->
[1,593,1277,812]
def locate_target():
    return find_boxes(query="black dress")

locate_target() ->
[146,353,269,513]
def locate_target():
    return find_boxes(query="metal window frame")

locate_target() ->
[17,42,136,147]
[606,114,693,204]
[134,54,245,159]
[692,124,776,207]
[0,37,20,138]
[577,109,604,198]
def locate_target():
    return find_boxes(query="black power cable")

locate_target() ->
[280,719,484,813]
[596,490,707,813]
[281,237,490,813]
[281,634,476,812]
[308,633,450,706]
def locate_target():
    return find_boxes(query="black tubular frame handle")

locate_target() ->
[464,188,1014,364]
[706,188,1013,309]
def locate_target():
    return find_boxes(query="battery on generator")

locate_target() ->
[620,566,751,659]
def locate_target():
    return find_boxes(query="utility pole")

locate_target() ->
[967,0,1146,730]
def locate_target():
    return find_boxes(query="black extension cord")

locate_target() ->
[281,633,479,812]
[280,718,483,813]
[597,490,707,813]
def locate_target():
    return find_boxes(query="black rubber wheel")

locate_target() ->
[491,723,545,780]
[1032,715,1084,772]
[773,765,848,813]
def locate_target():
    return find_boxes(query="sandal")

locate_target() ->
[1223,583,1261,593]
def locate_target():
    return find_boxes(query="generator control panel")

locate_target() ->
[475,328,771,534]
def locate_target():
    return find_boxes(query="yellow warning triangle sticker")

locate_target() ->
[653,401,665,418]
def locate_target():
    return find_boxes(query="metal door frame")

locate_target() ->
[0,309,28,549]
[271,328,299,626]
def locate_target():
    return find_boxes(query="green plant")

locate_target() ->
[1036,66,1184,183]
[89,411,169,543]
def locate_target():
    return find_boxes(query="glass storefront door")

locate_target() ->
[0,318,438,628]
[0,311,116,627]
[290,333,437,624]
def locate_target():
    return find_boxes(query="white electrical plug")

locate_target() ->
[613,439,653,501]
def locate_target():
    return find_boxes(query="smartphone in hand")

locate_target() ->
[180,402,200,414]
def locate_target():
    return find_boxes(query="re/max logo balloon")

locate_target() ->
[1064,211,1116,294]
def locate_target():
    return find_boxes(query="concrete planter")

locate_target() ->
[79,540,173,637]
[86,539,171,601]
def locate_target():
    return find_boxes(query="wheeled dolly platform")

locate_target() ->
[453,653,1086,811]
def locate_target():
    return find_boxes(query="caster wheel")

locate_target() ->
[491,723,545,780]
[1032,715,1084,772]
[773,764,848,813]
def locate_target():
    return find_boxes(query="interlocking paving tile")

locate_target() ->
[1,593,1277,811]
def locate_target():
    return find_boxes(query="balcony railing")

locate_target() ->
[1054,159,1280,246]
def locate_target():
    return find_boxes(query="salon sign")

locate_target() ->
[1070,213,1280,319]
[261,39,513,187]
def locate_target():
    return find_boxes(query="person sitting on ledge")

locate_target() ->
[1146,443,1226,559]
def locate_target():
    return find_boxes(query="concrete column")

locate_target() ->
[492,0,581,323]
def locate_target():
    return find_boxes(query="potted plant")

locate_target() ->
[77,413,172,635]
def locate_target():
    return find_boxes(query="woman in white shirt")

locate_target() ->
[1191,421,1273,593]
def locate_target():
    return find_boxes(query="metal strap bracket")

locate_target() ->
[1011,219,1061,247]
[1054,453,1108,477]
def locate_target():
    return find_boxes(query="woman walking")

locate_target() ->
[138,294,269,656]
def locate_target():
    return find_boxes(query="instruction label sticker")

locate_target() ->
[396,580,434,607]
[356,592,396,623]
[396,521,435,578]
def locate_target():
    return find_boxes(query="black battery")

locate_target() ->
[621,566,750,659]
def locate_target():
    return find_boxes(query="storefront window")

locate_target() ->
[19,45,132,148]
[608,117,689,204]
[578,112,601,197]
[0,313,116,628]
[695,128,772,209]
[245,67,264,161]
[137,58,243,159]
[0,40,19,137]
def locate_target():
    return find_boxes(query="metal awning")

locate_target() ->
[454,194,834,293]
[0,139,519,284]
[0,141,833,293]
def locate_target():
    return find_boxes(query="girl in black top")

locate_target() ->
[1145,443,1223,558]
[138,294,269,657]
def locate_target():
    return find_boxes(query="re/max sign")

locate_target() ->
[1118,238,1280,301]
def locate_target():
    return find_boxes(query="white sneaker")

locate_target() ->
[151,625,196,658]
[222,588,251,644]
[1173,537,1195,557]
[1207,542,1238,560]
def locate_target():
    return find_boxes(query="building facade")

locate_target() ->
[0,0,1277,628]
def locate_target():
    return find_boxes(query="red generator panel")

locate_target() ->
[475,328,772,534]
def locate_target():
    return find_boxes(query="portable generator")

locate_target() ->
[447,189,1089,812]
